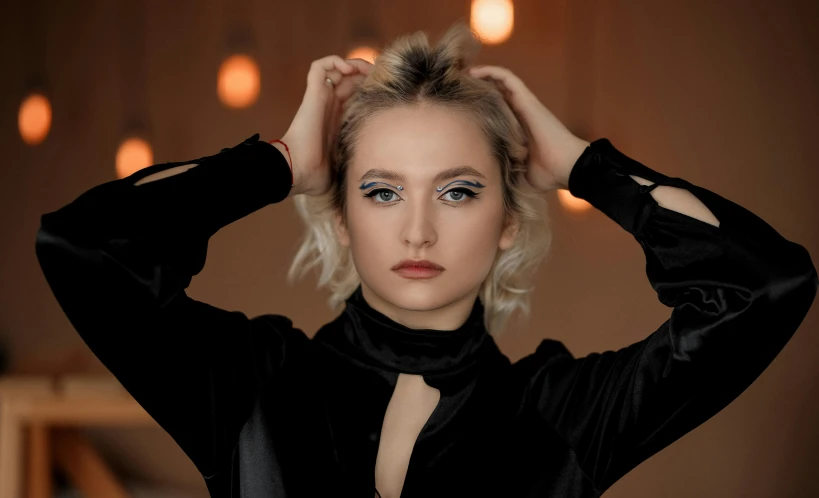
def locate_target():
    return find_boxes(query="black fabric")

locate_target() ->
[35,133,818,497]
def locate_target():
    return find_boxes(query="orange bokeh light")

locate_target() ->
[217,54,261,109]
[347,46,379,64]
[470,0,515,45]
[557,188,592,213]
[115,137,153,179]
[19,93,52,145]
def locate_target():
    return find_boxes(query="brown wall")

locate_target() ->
[2,0,817,495]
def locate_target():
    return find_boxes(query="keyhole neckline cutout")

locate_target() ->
[340,284,495,376]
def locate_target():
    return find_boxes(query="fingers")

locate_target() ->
[468,65,522,91]
[325,69,344,88]
[326,59,372,88]
[308,55,374,100]
[318,55,355,75]
[327,95,343,151]
[334,72,367,102]
[304,55,369,137]
[346,58,374,76]
[334,58,372,99]
[468,65,530,102]
[468,65,538,146]
[327,72,365,149]
[308,55,355,92]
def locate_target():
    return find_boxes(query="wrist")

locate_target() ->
[269,139,296,192]
[559,137,590,189]
[270,141,291,169]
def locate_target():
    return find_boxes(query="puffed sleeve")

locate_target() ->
[514,138,818,492]
[34,133,303,479]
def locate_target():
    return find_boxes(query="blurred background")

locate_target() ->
[2,0,818,496]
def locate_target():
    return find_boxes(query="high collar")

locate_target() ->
[318,285,499,383]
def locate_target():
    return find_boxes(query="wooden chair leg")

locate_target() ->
[25,423,51,498]
[0,399,23,498]
[52,428,131,498]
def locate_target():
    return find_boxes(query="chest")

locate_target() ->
[230,354,596,497]
[373,373,441,498]
[242,348,539,495]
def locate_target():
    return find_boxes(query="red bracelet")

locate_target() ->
[268,139,294,187]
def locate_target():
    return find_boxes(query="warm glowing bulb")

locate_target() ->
[116,137,153,179]
[217,54,261,109]
[470,0,514,45]
[18,93,52,145]
[347,46,379,64]
[557,188,592,213]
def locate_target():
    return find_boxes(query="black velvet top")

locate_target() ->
[35,134,818,497]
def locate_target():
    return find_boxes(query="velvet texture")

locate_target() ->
[35,134,817,497]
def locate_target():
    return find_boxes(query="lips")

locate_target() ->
[391,259,445,271]
[391,259,445,280]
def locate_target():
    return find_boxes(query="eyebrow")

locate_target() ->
[358,166,487,185]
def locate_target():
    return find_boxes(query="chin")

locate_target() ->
[379,279,459,312]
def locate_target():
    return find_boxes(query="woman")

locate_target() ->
[35,23,817,498]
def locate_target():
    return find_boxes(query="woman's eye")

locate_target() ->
[364,188,400,203]
[441,188,478,203]
[363,187,479,205]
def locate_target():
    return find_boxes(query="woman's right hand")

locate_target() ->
[282,55,373,197]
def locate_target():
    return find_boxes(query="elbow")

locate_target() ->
[35,222,72,272]
[34,221,95,291]
[766,244,818,304]
[35,224,72,293]
[758,245,819,333]
[35,224,58,275]
[777,264,818,313]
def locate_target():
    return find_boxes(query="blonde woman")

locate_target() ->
[35,23,817,498]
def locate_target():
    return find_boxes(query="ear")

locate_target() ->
[334,211,350,248]
[498,216,520,251]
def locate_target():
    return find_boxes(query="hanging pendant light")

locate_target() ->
[217,52,261,109]
[217,0,260,110]
[470,0,515,45]
[346,0,380,63]
[19,88,52,146]
[556,3,599,215]
[557,189,592,213]
[18,0,52,146]
[115,0,153,179]
[116,135,154,180]
[347,46,378,64]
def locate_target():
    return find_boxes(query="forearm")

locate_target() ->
[629,175,721,228]
[562,139,719,228]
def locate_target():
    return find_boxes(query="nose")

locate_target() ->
[400,199,438,249]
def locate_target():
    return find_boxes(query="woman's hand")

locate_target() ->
[283,55,373,196]
[468,65,590,193]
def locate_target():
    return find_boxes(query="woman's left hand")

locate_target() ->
[468,65,590,193]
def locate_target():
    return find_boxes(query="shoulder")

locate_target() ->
[249,314,313,354]
[252,313,309,341]
[247,314,311,372]
[512,338,576,376]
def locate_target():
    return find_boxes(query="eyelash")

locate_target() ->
[363,187,480,206]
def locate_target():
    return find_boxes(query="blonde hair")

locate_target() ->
[287,22,553,337]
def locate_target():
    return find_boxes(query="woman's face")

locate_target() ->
[334,103,519,329]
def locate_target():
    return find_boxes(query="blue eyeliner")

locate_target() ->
[434,180,486,192]
[359,179,486,192]
[360,181,403,191]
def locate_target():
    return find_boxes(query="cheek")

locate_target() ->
[441,206,505,251]
[344,203,395,260]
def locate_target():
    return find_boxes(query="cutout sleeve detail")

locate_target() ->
[34,133,296,478]
[517,138,818,492]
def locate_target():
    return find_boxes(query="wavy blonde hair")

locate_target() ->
[287,22,553,337]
